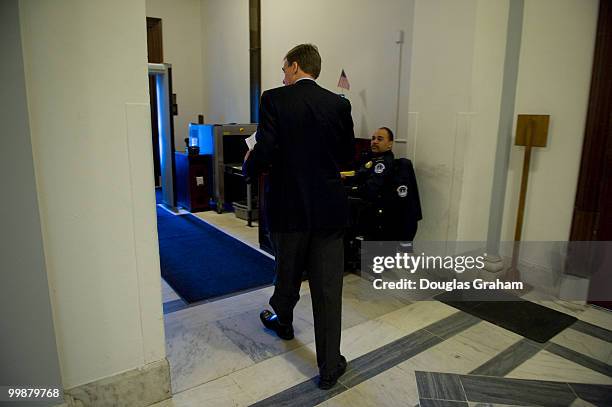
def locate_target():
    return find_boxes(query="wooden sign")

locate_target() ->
[515,114,549,147]
[509,114,551,282]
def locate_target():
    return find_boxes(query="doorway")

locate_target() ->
[569,0,612,310]
[147,17,163,187]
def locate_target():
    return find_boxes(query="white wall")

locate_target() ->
[406,0,598,245]
[198,0,598,247]
[19,0,166,389]
[407,0,479,240]
[261,0,415,142]
[198,0,490,241]
[455,0,509,241]
[199,0,414,135]
[501,0,599,243]
[1,0,63,391]
[146,0,204,149]
[201,0,250,123]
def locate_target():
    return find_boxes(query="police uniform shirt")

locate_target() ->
[356,150,394,204]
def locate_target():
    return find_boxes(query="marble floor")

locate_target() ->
[155,210,612,407]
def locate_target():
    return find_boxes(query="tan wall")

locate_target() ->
[20,0,166,388]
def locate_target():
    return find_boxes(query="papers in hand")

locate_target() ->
[245,131,257,150]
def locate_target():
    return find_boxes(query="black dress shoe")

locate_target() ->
[260,309,294,340]
[318,355,347,390]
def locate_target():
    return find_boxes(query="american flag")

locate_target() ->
[337,69,350,91]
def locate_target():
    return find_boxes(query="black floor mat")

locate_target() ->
[435,289,577,343]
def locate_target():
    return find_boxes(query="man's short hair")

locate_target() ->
[285,44,321,79]
[379,127,394,141]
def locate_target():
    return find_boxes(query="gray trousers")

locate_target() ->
[270,230,344,373]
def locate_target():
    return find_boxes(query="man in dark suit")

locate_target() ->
[243,44,355,389]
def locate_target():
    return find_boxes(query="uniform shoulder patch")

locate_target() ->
[374,162,386,174]
[397,185,408,197]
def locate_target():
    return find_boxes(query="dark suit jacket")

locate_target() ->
[388,158,422,237]
[243,79,355,232]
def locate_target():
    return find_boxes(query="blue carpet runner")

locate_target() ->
[156,206,275,303]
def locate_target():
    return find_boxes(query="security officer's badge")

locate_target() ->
[374,162,385,174]
[365,161,373,169]
[397,185,408,198]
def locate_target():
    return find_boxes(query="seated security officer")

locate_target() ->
[351,126,421,242]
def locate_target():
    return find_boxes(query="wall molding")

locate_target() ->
[63,359,171,407]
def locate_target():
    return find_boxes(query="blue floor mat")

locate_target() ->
[156,206,275,303]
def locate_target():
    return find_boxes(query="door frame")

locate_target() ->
[569,1,612,309]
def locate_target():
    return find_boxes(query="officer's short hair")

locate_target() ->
[285,44,321,79]
[379,127,394,141]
